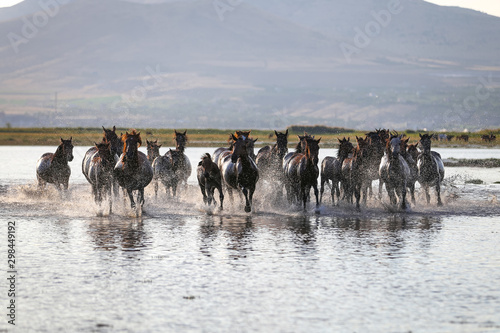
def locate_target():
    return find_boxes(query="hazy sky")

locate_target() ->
[0,0,499,17]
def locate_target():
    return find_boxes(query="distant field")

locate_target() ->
[0,127,498,148]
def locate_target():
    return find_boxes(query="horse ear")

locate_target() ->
[275,130,279,137]
[253,138,258,143]
[231,134,238,141]
[285,129,289,136]
[102,126,106,132]
[69,137,72,141]
[317,138,321,143]
[113,126,116,132]
[183,130,187,135]
[419,134,423,138]
[154,140,158,144]
[174,130,178,135]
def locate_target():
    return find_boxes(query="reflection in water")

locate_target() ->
[88,216,148,253]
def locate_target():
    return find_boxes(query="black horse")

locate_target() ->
[417,134,445,206]
[320,137,353,205]
[36,137,74,192]
[283,137,321,211]
[82,140,115,213]
[114,130,153,214]
[379,134,411,210]
[153,149,187,198]
[146,139,161,164]
[197,153,224,210]
[256,129,288,177]
[219,134,259,212]
[341,136,370,210]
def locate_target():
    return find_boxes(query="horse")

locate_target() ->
[197,153,224,210]
[152,149,187,198]
[379,135,411,210]
[214,131,258,166]
[417,134,445,206]
[481,134,496,142]
[113,130,153,213]
[256,130,288,175]
[320,137,353,205]
[219,134,259,212]
[456,134,469,142]
[282,133,312,204]
[256,130,288,198]
[82,140,115,213]
[36,137,74,192]
[283,137,321,211]
[341,136,370,210]
[363,130,386,202]
[101,126,123,197]
[146,139,161,164]
[400,137,418,203]
[172,130,192,189]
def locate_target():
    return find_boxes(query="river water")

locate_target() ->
[1,146,500,332]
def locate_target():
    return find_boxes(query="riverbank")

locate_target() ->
[0,127,498,148]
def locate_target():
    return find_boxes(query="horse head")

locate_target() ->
[407,143,419,161]
[95,140,114,167]
[387,135,403,160]
[174,130,188,152]
[168,149,185,171]
[102,125,122,156]
[60,137,74,162]
[146,139,161,162]
[275,129,289,158]
[305,137,321,165]
[122,130,142,160]
[230,135,248,163]
[354,136,370,162]
[200,153,214,178]
[337,137,353,160]
[419,133,433,154]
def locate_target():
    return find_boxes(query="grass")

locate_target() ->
[0,126,499,148]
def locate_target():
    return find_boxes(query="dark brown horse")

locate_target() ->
[146,139,161,163]
[456,134,469,142]
[256,129,288,180]
[114,130,153,213]
[102,126,123,158]
[172,130,192,189]
[82,140,115,213]
[282,133,312,203]
[320,137,353,205]
[36,137,74,192]
[417,134,445,206]
[342,136,370,210]
[481,134,496,142]
[219,135,259,212]
[283,137,321,211]
[153,149,187,197]
[400,137,418,203]
[379,135,411,210]
[197,153,224,210]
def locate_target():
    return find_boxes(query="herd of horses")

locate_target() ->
[35,126,448,215]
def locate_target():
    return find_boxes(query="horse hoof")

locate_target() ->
[437,202,443,207]
[244,206,251,213]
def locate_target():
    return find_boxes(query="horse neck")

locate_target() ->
[176,143,185,153]
[123,145,139,167]
[52,145,67,165]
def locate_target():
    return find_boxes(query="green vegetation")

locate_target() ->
[0,126,499,147]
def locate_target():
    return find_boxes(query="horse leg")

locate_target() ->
[138,187,145,208]
[312,184,319,210]
[319,177,326,204]
[354,185,361,211]
[424,184,431,204]
[107,182,113,214]
[242,188,251,213]
[154,179,158,198]
[127,188,136,209]
[200,182,208,205]
[301,185,308,211]
[436,181,443,206]
[218,186,224,210]
[409,183,416,204]
[399,183,407,210]
[387,184,397,206]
